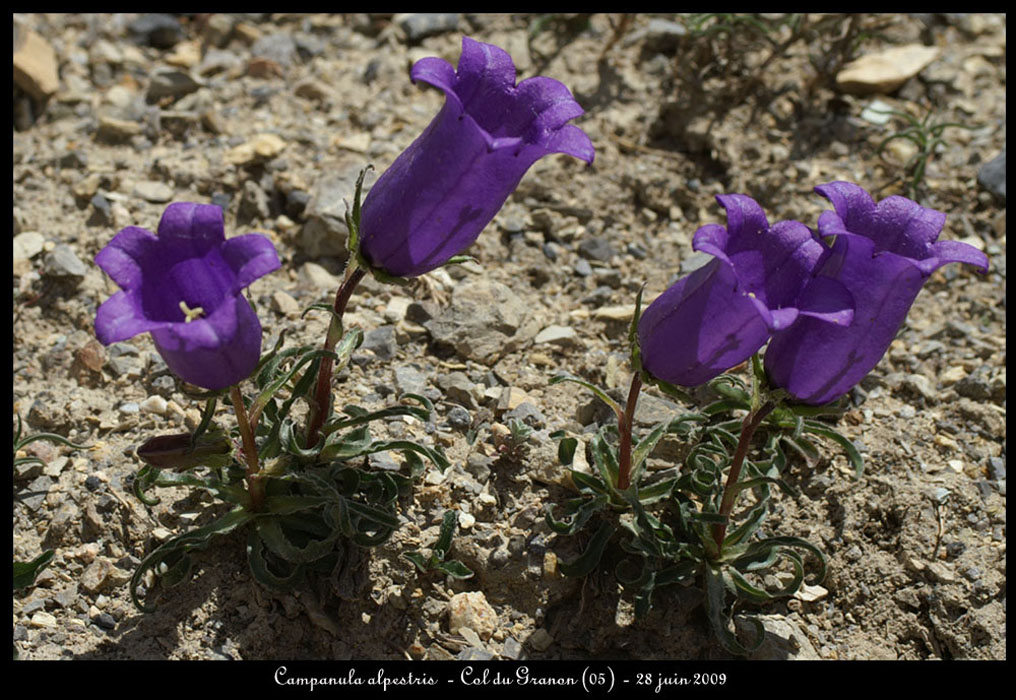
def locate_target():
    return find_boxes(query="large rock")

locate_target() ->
[977,149,1005,203]
[424,279,538,364]
[13,27,60,101]
[835,45,939,95]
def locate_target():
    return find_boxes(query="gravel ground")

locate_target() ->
[13,13,1005,661]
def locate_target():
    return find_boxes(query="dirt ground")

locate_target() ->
[13,13,1005,662]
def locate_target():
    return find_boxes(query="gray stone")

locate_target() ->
[300,170,363,258]
[465,453,493,482]
[424,279,536,363]
[133,180,174,203]
[633,393,680,428]
[502,636,523,660]
[237,180,271,224]
[394,365,429,396]
[447,406,472,431]
[977,150,1005,202]
[406,300,440,323]
[294,33,326,61]
[746,615,821,660]
[573,258,593,277]
[251,33,298,67]
[129,14,183,49]
[362,325,398,361]
[506,402,545,429]
[955,369,993,401]
[438,372,477,409]
[43,244,88,280]
[285,189,311,218]
[88,194,113,226]
[398,13,461,41]
[147,69,202,102]
[457,647,494,661]
[20,475,53,512]
[577,237,615,262]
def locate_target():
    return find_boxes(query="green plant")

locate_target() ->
[876,107,979,199]
[127,330,449,610]
[545,294,857,655]
[494,418,534,464]
[403,510,474,579]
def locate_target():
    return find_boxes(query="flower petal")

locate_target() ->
[94,290,164,344]
[921,239,990,275]
[765,182,987,405]
[150,295,262,390]
[358,36,593,278]
[542,124,595,164]
[453,36,517,130]
[411,55,458,94]
[220,233,282,291]
[157,202,226,258]
[94,226,158,289]
[638,260,771,386]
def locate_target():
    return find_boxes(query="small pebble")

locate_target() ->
[140,395,168,415]
[30,611,58,628]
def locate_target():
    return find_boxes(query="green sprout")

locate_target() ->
[403,510,474,579]
[876,107,980,199]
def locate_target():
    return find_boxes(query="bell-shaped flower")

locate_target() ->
[94,202,280,390]
[764,182,989,405]
[357,35,595,278]
[638,194,853,387]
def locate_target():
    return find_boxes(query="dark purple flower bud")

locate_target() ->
[638,194,853,387]
[357,36,594,278]
[765,182,989,405]
[94,202,280,390]
[136,432,233,471]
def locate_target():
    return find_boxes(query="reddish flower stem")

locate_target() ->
[711,400,775,554]
[305,264,367,448]
[230,384,265,511]
[616,372,643,491]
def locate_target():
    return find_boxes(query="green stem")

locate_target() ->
[230,384,264,511]
[305,263,366,448]
[616,372,642,491]
[711,399,775,554]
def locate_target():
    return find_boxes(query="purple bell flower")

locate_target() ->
[638,194,853,387]
[94,202,280,390]
[764,182,990,405]
[357,36,594,278]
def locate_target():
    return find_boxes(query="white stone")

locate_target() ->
[447,591,497,640]
[794,583,829,603]
[836,45,940,95]
[13,231,45,262]
[533,325,579,347]
[30,611,58,628]
[299,262,341,290]
[271,290,301,316]
[140,395,168,416]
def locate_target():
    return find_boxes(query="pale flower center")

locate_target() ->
[179,300,205,323]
